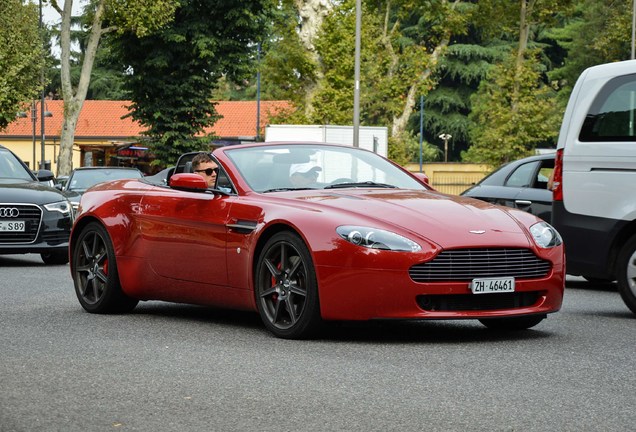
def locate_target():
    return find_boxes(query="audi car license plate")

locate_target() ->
[0,221,25,232]
[471,277,515,294]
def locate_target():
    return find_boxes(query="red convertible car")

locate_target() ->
[70,142,565,339]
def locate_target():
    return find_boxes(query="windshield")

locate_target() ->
[225,144,426,193]
[0,148,35,181]
[67,168,142,191]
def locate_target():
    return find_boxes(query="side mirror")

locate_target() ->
[412,172,430,185]
[36,169,55,182]
[169,173,208,192]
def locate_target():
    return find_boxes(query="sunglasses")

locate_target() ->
[194,167,218,176]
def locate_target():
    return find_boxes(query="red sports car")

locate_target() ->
[70,142,565,339]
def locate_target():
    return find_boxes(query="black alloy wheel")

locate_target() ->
[72,222,138,314]
[255,231,322,339]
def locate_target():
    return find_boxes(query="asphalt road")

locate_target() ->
[1,254,635,432]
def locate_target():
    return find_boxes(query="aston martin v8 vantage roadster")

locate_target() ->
[70,142,565,339]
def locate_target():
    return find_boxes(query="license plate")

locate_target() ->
[471,277,515,294]
[0,221,25,232]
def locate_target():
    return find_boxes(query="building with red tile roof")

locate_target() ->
[0,99,292,173]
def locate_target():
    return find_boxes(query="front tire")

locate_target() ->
[479,315,546,331]
[255,231,322,339]
[616,235,636,315]
[72,222,138,314]
[40,250,69,265]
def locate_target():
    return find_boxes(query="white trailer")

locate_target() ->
[264,125,388,157]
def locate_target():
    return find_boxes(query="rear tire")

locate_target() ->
[72,222,138,314]
[479,315,546,331]
[616,235,636,315]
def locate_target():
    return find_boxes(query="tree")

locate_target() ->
[420,41,508,161]
[0,0,45,130]
[48,0,178,175]
[462,52,561,167]
[377,0,469,141]
[46,13,128,100]
[459,0,574,166]
[548,0,634,101]
[111,0,274,166]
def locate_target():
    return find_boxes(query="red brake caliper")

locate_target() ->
[271,261,282,303]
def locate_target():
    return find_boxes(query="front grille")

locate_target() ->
[417,292,540,312]
[409,248,551,282]
[0,204,41,244]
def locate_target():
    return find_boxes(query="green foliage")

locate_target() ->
[310,1,361,124]
[474,0,574,40]
[420,41,509,159]
[548,0,634,100]
[101,0,179,38]
[0,0,45,130]
[259,0,317,105]
[462,51,561,168]
[388,131,440,166]
[112,0,273,165]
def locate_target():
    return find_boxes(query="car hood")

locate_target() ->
[63,190,83,203]
[0,179,69,205]
[285,189,533,249]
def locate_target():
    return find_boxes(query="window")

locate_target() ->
[505,161,539,188]
[580,74,636,142]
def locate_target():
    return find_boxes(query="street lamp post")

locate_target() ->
[32,102,37,169]
[439,133,452,162]
[17,101,52,171]
[38,0,47,169]
[352,0,361,147]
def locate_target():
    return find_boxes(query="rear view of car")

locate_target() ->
[461,153,554,222]
[551,60,636,314]
[0,145,73,264]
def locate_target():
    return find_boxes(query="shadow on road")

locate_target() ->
[0,255,51,267]
[129,301,554,344]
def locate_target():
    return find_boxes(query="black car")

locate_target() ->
[0,145,73,264]
[144,166,175,185]
[461,153,555,222]
[61,166,144,212]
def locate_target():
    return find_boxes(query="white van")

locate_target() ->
[552,60,636,314]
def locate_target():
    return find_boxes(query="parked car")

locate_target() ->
[69,142,564,339]
[552,60,636,312]
[461,153,555,222]
[0,145,73,264]
[144,166,174,185]
[62,167,143,212]
[55,175,69,189]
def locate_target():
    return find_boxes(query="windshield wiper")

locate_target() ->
[262,187,318,193]
[324,181,397,189]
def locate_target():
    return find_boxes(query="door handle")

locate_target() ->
[515,200,532,208]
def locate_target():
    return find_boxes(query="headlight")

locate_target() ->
[336,226,421,252]
[530,221,562,248]
[44,200,72,216]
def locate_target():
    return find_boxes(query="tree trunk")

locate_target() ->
[390,0,457,138]
[294,0,333,119]
[56,0,107,176]
[512,0,533,112]
[391,37,449,138]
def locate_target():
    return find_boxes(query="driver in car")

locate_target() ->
[192,153,218,188]
[289,162,322,188]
